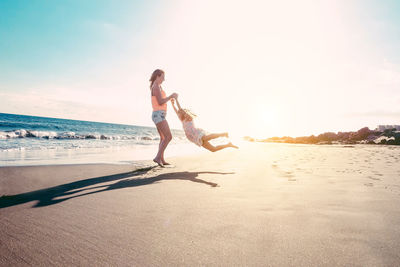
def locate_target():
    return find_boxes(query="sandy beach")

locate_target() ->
[1,142,400,266]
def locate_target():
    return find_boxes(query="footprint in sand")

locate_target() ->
[271,165,296,181]
[282,170,296,181]
[368,176,381,181]
[364,182,374,187]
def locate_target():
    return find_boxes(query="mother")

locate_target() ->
[149,69,178,167]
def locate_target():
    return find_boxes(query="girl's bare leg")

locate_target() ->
[201,140,238,152]
[154,120,172,166]
[202,132,228,142]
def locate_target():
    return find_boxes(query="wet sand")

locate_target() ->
[1,142,400,266]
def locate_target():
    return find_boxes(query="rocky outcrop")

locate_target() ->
[254,127,400,146]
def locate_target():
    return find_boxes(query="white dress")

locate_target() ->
[182,120,207,146]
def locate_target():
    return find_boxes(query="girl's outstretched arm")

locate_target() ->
[171,98,179,116]
[175,98,183,110]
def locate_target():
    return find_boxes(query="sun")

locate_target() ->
[259,109,278,126]
[247,105,282,138]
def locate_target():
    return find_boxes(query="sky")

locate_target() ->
[0,0,399,138]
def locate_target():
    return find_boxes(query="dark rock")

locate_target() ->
[317,141,332,145]
[26,131,36,137]
[349,127,373,141]
[308,135,318,144]
[387,139,396,145]
[317,132,338,142]
[245,126,400,146]
[337,132,351,140]
[244,136,255,142]
[383,128,396,137]
[366,134,379,141]
[392,137,400,145]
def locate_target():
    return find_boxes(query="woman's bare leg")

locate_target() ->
[202,132,228,142]
[154,120,172,166]
[201,140,238,152]
[156,126,170,165]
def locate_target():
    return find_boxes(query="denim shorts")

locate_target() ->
[152,110,167,125]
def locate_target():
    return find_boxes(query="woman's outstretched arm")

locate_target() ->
[152,84,177,105]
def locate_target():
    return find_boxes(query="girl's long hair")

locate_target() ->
[149,69,165,90]
[178,108,197,121]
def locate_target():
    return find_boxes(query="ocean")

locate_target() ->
[0,113,199,166]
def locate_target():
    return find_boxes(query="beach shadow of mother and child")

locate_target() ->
[0,167,234,209]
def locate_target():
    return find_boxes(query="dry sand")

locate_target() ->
[1,142,400,266]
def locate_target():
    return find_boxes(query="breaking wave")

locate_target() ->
[0,129,163,141]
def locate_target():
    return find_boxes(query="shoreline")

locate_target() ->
[0,141,205,167]
[2,141,398,167]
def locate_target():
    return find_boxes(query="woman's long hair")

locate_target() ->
[149,69,165,90]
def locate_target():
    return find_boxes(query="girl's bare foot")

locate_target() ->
[153,158,164,167]
[229,142,239,149]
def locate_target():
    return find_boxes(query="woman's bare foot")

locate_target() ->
[153,158,164,167]
[161,157,170,165]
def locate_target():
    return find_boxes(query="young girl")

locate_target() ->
[171,98,238,152]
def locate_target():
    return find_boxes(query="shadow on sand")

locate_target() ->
[0,167,234,209]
